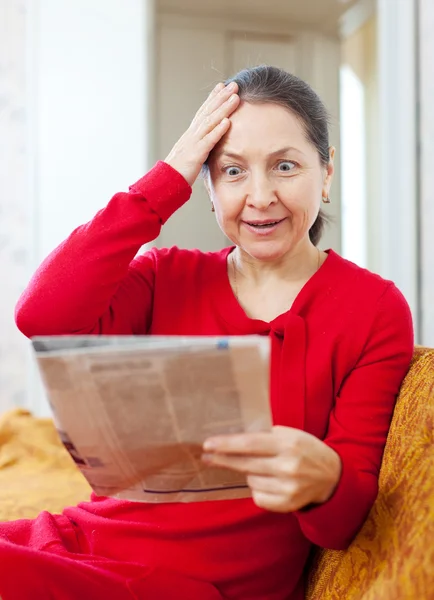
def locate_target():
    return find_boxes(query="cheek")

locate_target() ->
[212,186,244,222]
[279,176,321,212]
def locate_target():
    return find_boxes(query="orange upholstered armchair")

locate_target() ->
[306,347,434,599]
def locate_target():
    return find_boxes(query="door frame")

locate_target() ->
[341,0,420,338]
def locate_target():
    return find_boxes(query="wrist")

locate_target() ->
[130,161,192,223]
[317,447,342,504]
[163,156,197,187]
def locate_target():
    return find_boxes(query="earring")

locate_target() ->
[322,195,331,204]
[211,203,215,212]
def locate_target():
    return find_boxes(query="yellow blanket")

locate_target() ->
[0,409,91,521]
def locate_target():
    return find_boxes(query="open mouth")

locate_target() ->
[244,219,284,229]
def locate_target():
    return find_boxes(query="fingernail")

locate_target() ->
[228,94,238,103]
[203,440,216,451]
[227,82,236,91]
[201,453,214,463]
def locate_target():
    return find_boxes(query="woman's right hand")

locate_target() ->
[164,82,240,186]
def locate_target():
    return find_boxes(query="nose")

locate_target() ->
[245,172,278,210]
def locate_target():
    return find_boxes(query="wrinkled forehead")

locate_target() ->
[209,101,313,162]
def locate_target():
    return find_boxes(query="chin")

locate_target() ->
[239,240,294,262]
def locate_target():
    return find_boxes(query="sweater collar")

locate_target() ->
[210,246,340,334]
[207,247,343,429]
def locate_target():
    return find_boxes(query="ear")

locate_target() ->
[322,146,335,197]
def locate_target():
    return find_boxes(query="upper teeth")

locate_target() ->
[250,221,278,226]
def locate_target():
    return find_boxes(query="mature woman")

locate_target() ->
[0,66,413,600]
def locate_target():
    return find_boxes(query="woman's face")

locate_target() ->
[206,101,334,262]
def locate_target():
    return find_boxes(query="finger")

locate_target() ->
[251,491,293,513]
[207,86,239,119]
[211,82,225,95]
[211,92,240,122]
[202,453,273,475]
[203,431,278,456]
[203,82,225,107]
[195,82,227,119]
[198,82,238,119]
[197,95,239,142]
[200,116,231,151]
[247,474,282,494]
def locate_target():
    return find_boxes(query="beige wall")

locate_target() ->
[0,0,29,411]
[420,0,434,346]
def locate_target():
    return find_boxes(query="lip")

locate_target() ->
[241,217,286,236]
[243,219,285,225]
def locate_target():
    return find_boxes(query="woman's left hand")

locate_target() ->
[202,426,342,513]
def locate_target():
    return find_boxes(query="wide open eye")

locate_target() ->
[223,166,243,177]
[276,161,296,172]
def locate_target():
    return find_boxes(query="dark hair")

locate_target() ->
[203,65,331,246]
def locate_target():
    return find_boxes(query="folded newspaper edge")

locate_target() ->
[32,335,272,503]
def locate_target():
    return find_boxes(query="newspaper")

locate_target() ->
[32,335,272,503]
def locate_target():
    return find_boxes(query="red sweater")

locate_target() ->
[14,161,414,599]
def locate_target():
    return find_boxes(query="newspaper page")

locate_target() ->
[32,335,272,503]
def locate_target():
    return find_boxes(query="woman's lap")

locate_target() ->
[0,512,223,600]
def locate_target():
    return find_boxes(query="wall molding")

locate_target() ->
[339,0,376,40]
[157,10,337,40]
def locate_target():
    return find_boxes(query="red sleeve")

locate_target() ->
[295,283,414,549]
[15,161,191,337]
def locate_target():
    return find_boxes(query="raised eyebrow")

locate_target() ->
[216,146,306,160]
[215,149,243,160]
[269,146,306,158]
